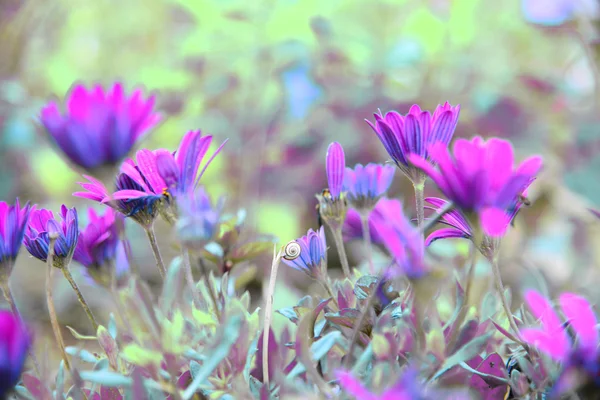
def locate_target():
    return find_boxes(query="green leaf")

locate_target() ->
[55,361,65,400]
[432,333,493,381]
[182,315,242,400]
[79,371,132,387]
[161,257,184,314]
[108,313,118,340]
[66,326,97,340]
[97,325,119,370]
[121,344,163,366]
[65,347,99,363]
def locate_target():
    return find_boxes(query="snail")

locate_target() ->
[283,241,301,260]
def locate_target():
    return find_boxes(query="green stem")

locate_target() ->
[413,179,425,239]
[330,226,351,279]
[182,248,201,306]
[262,247,283,386]
[198,258,221,321]
[61,267,99,331]
[145,225,166,279]
[46,234,70,371]
[491,256,522,340]
[359,211,375,274]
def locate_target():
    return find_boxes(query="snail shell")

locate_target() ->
[283,241,301,260]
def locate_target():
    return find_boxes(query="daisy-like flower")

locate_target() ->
[366,103,460,183]
[336,369,425,400]
[0,199,34,279]
[23,205,78,268]
[522,290,600,392]
[317,142,347,229]
[73,208,129,287]
[282,227,327,279]
[176,187,222,248]
[0,310,31,398]
[40,82,161,173]
[409,137,542,237]
[343,164,395,211]
[343,198,402,244]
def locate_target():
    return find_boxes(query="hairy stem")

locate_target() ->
[359,212,375,274]
[46,235,70,371]
[145,225,166,279]
[61,267,99,331]
[491,256,522,340]
[0,279,42,377]
[330,226,352,279]
[413,179,425,239]
[262,246,283,386]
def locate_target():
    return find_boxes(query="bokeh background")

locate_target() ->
[2,0,600,372]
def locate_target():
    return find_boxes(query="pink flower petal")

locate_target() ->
[559,293,599,352]
[480,207,510,237]
[521,328,569,361]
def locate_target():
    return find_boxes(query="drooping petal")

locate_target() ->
[326,142,345,199]
[559,293,599,353]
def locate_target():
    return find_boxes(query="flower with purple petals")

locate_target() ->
[0,310,31,398]
[343,198,402,244]
[343,163,395,211]
[40,82,161,173]
[317,142,348,229]
[73,208,129,287]
[522,290,600,392]
[0,199,33,276]
[336,368,425,400]
[409,137,542,237]
[176,187,222,248]
[282,227,327,279]
[156,130,227,199]
[23,205,78,268]
[366,103,460,183]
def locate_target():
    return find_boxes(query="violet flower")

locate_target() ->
[282,227,327,279]
[366,103,460,183]
[23,205,78,268]
[336,368,424,400]
[0,310,30,397]
[0,199,33,276]
[73,208,129,287]
[40,82,161,173]
[408,137,542,237]
[176,187,222,248]
[317,142,347,229]
[343,163,395,211]
[343,198,403,244]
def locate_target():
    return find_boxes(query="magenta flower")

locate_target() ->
[366,103,460,182]
[326,142,345,199]
[40,82,161,172]
[0,199,33,273]
[282,227,327,278]
[343,198,403,244]
[409,137,542,237]
[336,369,423,400]
[23,205,78,267]
[73,208,128,286]
[343,164,395,211]
[0,310,31,397]
[156,130,227,198]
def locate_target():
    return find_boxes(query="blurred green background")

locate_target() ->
[2,0,600,368]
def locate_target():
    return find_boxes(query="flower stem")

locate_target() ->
[359,211,375,274]
[198,258,221,321]
[413,179,425,238]
[182,248,201,306]
[46,234,70,371]
[61,267,99,331]
[330,226,351,279]
[145,225,166,279]
[262,246,283,386]
[0,278,42,377]
[344,279,380,368]
[491,256,522,340]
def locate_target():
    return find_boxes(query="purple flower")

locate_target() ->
[40,82,161,172]
[343,163,395,210]
[156,130,227,197]
[522,290,599,385]
[343,198,403,244]
[336,368,423,400]
[522,0,598,26]
[366,103,460,182]
[0,199,33,272]
[409,137,542,237]
[0,310,30,397]
[368,201,424,278]
[73,208,129,287]
[282,227,327,278]
[23,205,78,267]
[176,187,222,246]
[326,142,345,199]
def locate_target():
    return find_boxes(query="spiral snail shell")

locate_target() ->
[283,241,301,260]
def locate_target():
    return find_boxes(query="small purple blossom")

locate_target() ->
[23,205,78,267]
[336,368,423,400]
[73,208,128,287]
[409,137,542,237]
[326,142,345,199]
[343,198,403,244]
[282,227,327,278]
[366,103,460,182]
[0,199,33,272]
[0,310,31,397]
[40,82,161,172]
[176,187,222,246]
[343,163,395,210]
